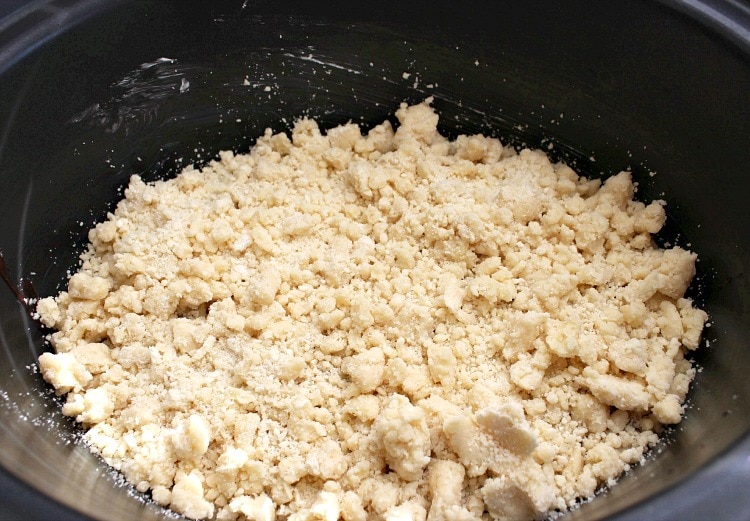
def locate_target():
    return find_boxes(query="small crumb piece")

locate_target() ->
[170,472,214,520]
[481,477,536,521]
[174,415,211,461]
[38,352,92,394]
[229,494,276,521]
[475,403,537,456]
[309,490,340,521]
[342,347,385,393]
[583,368,650,411]
[374,394,431,481]
[68,272,111,300]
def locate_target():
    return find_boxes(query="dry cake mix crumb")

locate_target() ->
[37,100,707,521]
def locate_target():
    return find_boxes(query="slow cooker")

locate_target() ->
[0,1,749,519]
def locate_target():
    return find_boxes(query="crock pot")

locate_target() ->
[1,1,749,519]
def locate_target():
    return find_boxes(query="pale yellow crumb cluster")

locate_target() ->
[37,100,707,521]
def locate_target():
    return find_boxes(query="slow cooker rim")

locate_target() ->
[659,0,750,55]
[1,0,749,76]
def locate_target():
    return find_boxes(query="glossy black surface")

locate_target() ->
[0,1,749,520]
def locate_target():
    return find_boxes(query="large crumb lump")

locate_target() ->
[37,100,707,520]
